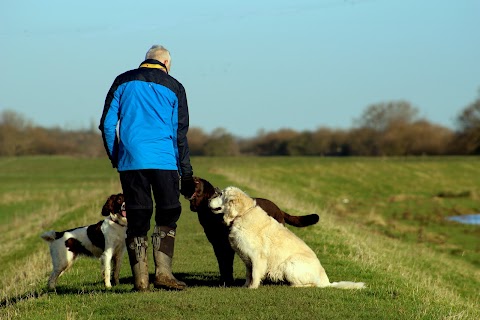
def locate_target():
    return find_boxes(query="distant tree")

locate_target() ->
[187,127,209,156]
[249,129,298,156]
[453,95,480,154]
[347,127,379,156]
[353,101,424,155]
[457,96,480,131]
[29,127,62,155]
[0,109,32,129]
[406,120,453,155]
[287,131,314,155]
[309,128,332,155]
[311,128,349,156]
[287,128,350,156]
[0,110,105,157]
[0,110,33,156]
[203,128,239,156]
[355,101,419,132]
[379,120,453,156]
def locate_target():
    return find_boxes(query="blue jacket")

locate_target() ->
[99,59,193,177]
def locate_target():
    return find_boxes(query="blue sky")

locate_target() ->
[1,0,479,137]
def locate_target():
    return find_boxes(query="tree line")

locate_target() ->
[1,98,479,157]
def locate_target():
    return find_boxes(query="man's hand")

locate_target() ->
[180,175,195,199]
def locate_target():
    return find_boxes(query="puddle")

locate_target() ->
[446,214,480,225]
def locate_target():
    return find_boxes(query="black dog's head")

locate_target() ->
[189,177,216,212]
[101,193,126,217]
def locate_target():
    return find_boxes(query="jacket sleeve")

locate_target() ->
[176,83,193,177]
[99,79,121,168]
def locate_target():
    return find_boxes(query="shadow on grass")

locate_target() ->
[0,272,245,308]
[175,272,245,288]
[1,290,46,309]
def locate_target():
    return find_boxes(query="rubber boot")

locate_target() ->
[152,226,186,290]
[126,236,149,292]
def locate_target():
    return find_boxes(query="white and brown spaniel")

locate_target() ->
[41,193,127,290]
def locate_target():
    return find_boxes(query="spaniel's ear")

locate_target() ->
[101,195,115,216]
[194,178,201,193]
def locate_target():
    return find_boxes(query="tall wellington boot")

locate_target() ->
[126,236,149,292]
[152,226,186,290]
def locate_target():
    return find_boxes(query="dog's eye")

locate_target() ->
[213,187,223,197]
[209,190,222,200]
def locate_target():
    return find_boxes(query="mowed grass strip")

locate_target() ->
[0,156,479,320]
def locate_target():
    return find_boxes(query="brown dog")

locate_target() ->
[189,177,319,286]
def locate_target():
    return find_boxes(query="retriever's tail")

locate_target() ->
[40,230,57,242]
[284,212,320,227]
[329,281,365,289]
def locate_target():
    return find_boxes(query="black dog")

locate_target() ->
[189,177,319,286]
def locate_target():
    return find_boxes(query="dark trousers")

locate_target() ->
[120,169,181,237]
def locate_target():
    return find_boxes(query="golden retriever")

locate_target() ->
[189,176,319,286]
[209,186,365,289]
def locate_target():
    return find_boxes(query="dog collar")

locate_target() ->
[243,205,257,215]
[110,214,127,227]
[227,205,256,227]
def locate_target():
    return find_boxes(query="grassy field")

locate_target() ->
[0,156,479,320]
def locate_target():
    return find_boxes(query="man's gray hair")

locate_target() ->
[145,45,171,61]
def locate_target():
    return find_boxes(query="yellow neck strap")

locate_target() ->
[139,63,167,72]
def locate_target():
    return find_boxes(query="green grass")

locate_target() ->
[0,156,479,319]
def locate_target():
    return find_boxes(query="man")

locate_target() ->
[99,45,195,292]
